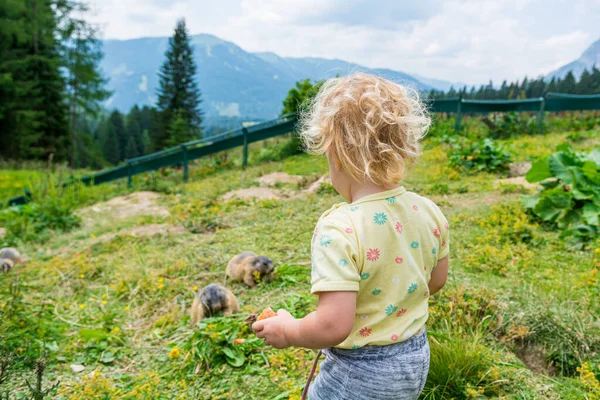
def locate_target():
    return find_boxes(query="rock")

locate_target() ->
[509,162,532,177]
[70,364,85,373]
[256,172,303,186]
[222,187,283,201]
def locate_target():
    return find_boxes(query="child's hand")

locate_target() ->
[252,309,296,349]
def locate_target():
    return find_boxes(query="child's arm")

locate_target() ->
[252,291,356,349]
[428,255,448,295]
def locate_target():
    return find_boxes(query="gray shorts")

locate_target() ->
[308,329,429,400]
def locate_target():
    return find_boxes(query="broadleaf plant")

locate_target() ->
[522,144,600,248]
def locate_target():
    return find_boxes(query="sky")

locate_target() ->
[87,0,600,86]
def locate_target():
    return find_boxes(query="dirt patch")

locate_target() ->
[495,177,539,190]
[509,162,532,177]
[222,187,285,201]
[305,176,332,194]
[97,224,187,242]
[256,172,303,186]
[78,191,169,228]
[514,344,557,376]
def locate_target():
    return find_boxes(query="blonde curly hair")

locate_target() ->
[299,73,430,185]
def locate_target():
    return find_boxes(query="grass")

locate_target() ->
[0,126,599,399]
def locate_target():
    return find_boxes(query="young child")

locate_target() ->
[252,73,449,400]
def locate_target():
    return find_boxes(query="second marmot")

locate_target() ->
[226,252,274,288]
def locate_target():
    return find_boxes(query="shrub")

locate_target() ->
[0,177,83,246]
[523,144,600,248]
[448,137,512,173]
[422,334,504,399]
[484,112,539,139]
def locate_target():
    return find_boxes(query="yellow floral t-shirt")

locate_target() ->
[310,186,449,349]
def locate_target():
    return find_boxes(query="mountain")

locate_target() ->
[411,74,467,92]
[547,38,600,80]
[100,34,444,124]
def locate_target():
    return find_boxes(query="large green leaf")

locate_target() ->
[222,346,246,367]
[533,188,573,222]
[521,194,539,209]
[587,149,600,166]
[548,152,577,184]
[79,329,108,341]
[526,156,551,183]
[582,161,600,185]
[582,203,600,226]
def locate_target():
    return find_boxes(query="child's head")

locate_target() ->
[300,73,430,193]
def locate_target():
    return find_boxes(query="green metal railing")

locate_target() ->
[5,93,600,207]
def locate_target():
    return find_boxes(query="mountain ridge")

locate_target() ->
[100,33,459,123]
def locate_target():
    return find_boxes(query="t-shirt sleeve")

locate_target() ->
[310,216,360,294]
[434,206,450,261]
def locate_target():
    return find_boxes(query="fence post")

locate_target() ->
[455,96,463,133]
[127,162,132,188]
[537,94,546,134]
[242,127,249,169]
[181,144,189,182]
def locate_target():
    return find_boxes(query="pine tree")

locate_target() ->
[109,110,126,160]
[102,122,120,165]
[127,106,145,155]
[125,133,138,159]
[561,72,577,93]
[55,0,111,167]
[156,18,203,149]
[165,110,194,148]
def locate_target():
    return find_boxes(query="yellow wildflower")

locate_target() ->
[101,300,107,305]
[90,234,96,239]
[169,347,181,359]
[158,284,165,289]
[193,285,198,291]
[112,327,120,333]
[79,305,85,309]
[124,306,131,311]
[79,274,84,279]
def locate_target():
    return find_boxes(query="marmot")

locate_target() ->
[191,283,239,324]
[0,248,27,265]
[226,252,274,288]
[1,258,14,274]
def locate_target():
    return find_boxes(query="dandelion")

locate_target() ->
[79,274,84,279]
[112,327,120,333]
[124,306,130,311]
[158,277,164,283]
[169,347,181,359]
[79,305,85,309]
[158,284,165,289]
[90,234,96,239]
[101,300,107,305]
[193,285,199,291]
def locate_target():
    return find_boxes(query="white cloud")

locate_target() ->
[138,75,148,92]
[87,0,600,85]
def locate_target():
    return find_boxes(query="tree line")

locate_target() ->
[428,69,600,100]
[0,2,202,169]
